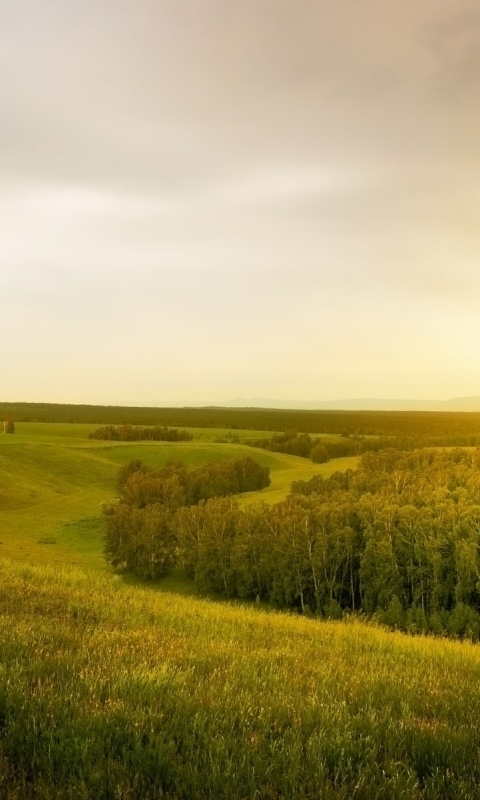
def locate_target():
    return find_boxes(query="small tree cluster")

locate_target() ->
[246,428,449,464]
[247,430,315,458]
[104,456,271,579]
[247,429,366,463]
[89,425,193,442]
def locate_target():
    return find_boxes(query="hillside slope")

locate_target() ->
[1,558,479,798]
[0,423,358,569]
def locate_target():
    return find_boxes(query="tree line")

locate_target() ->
[104,456,271,579]
[5,400,480,443]
[106,447,480,638]
[89,424,193,442]
[246,429,436,463]
[246,429,362,461]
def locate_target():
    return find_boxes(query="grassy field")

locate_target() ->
[5,422,479,797]
[0,422,288,444]
[1,558,480,799]
[0,423,358,570]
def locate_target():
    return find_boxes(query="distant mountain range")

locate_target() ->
[216,397,480,412]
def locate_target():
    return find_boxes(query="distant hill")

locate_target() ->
[220,397,480,411]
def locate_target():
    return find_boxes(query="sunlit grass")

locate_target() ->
[1,558,480,798]
[0,424,358,570]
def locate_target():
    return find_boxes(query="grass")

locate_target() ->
[1,558,480,798]
[2,424,480,797]
[2,422,285,444]
[0,423,359,570]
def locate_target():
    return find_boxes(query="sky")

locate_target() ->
[1,0,480,405]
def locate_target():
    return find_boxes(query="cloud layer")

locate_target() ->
[1,1,480,403]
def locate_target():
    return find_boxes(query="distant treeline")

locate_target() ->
[247,430,365,462]
[89,425,193,442]
[246,429,443,463]
[107,448,480,638]
[5,401,480,442]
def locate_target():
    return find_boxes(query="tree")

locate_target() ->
[104,502,176,579]
[3,420,14,434]
[116,459,146,493]
[173,502,208,578]
[193,498,239,595]
[131,505,177,580]
[310,443,329,464]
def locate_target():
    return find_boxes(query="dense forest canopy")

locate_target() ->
[106,448,480,638]
[4,401,480,442]
[104,455,271,579]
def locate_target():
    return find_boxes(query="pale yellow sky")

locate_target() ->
[1,1,480,404]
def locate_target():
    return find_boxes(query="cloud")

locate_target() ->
[1,0,480,402]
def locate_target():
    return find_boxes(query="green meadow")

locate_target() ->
[0,423,358,570]
[3,421,480,798]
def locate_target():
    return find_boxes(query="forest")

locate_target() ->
[246,429,432,461]
[106,448,480,638]
[104,455,271,579]
[4,400,480,443]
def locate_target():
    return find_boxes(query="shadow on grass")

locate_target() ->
[119,568,273,611]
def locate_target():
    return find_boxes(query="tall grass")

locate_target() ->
[1,558,480,798]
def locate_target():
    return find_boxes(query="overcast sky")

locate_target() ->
[1,0,480,405]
